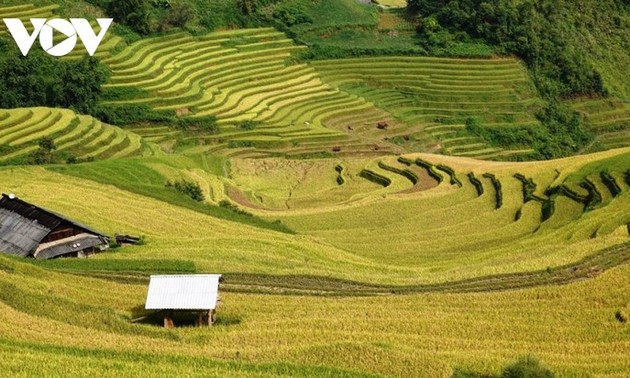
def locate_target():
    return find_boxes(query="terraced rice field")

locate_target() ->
[1,4,630,376]
[100,28,404,158]
[0,4,123,60]
[0,107,151,162]
[570,98,630,151]
[0,4,58,29]
[312,57,542,159]
[0,147,629,376]
[21,147,628,285]
[100,29,555,159]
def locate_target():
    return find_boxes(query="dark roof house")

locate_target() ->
[0,193,109,259]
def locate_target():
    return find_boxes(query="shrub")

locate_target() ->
[600,171,622,197]
[0,144,15,155]
[409,0,608,98]
[415,159,443,183]
[335,165,345,186]
[467,172,484,196]
[483,173,503,209]
[451,368,495,378]
[580,179,603,211]
[273,2,312,27]
[160,1,196,31]
[166,180,205,202]
[437,164,462,187]
[38,137,56,152]
[238,120,259,131]
[93,104,174,125]
[173,116,217,132]
[541,199,555,222]
[513,174,544,203]
[359,169,392,187]
[219,200,252,216]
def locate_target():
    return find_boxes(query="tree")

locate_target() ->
[238,0,255,15]
[59,57,109,114]
[38,137,56,152]
[107,0,153,34]
[164,1,195,28]
[0,45,108,114]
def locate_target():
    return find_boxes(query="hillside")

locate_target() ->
[1,1,629,160]
[0,148,629,376]
[0,108,152,164]
[0,1,629,377]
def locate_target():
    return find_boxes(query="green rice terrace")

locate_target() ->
[0,1,629,377]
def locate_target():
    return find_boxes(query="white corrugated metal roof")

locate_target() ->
[145,274,222,310]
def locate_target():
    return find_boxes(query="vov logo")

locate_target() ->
[2,18,113,57]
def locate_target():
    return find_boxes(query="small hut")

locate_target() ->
[0,193,110,259]
[145,274,223,328]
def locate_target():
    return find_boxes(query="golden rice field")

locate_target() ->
[0,107,152,162]
[0,147,629,376]
[1,4,630,377]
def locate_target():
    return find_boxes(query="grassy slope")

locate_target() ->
[0,2,629,376]
[0,248,628,377]
[564,1,630,100]
[1,148,629,286]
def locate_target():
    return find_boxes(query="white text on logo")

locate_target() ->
[2,18,113,57]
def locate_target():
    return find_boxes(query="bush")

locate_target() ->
[93,104,172,125]
[273,2,312,27]
[173,116,218,132]
[38,137,56,152]
[238,120,259,131]
[467,172,484,196]
[464,102,594,160]
[219,200,252,216]
[483,173,503,209]
[94,104,216,132]
[166,180,205,202]
[359,169,392,187]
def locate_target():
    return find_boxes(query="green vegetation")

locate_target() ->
[0,43,108,114]
[166,179,205,202]
[313,56,541,160]
[0,148,629,376]
[408,0,619,98]
[408,0,630,157]
[0,1,630,377]
[46,158,293,233]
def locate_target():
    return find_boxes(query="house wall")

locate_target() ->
[42,223,85,243]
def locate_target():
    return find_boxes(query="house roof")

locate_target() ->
[0,193,109,256]
[0,208,50,257]
[0,194,106,236]
[145,274,223,311]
